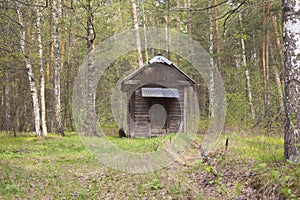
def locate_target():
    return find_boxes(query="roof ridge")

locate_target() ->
[148,55,172,65]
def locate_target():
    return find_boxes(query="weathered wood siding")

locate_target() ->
[130,87,184,137]
[133,89,150,137]
[122,60,197,137]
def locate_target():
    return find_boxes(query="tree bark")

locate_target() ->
[166,0,171,60]
[61,0,66,71]
[186,0,192,35]
[239,13,255,120]
[271,15,284,69]
[142,4,148,61]
[269,40,285,112]
[3,67,11,131]
[262,1,271,119]
[17,4,41,137]
[130,0,143,67]
[208,0,215,118]
[36,3,47,137]
[86,0,97,136]
[213,0,221,71]
[52,0,65,136]
[283,0,300,162]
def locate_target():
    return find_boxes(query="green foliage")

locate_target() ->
[228,132,284,162]
[226,92,250,126]
[168,181,181,194]
[252,162,300,199]
[145,178,163,190]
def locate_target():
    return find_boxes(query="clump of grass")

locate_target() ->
[227,132,284,163]
[145,178,163,190]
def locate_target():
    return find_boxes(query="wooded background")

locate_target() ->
[0,0,286,136]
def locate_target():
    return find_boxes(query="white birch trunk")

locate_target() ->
[17,4,41,136]
[213,0,221,70]
[36,4,47,137]
[239,13,255,120]
[208,0,215,118]
[130,0,143,67]
[4,68,12,131]
[86,0,97,136]
[142,4,148,61]
[283,0,300,162]
[166,9,171,60]
[52,0,64,136]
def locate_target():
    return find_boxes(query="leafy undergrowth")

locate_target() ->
[0,130,299,199]
[193,130,299,199]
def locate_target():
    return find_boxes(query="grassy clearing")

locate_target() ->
[0,132,201,199]
[0,130,299,199]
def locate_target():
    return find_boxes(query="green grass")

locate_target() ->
[0,132,200,199]
[227,132,284,162]
[106,133,176,153]
[0,130,299,199]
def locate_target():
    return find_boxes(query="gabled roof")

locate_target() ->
[121,55,197,87]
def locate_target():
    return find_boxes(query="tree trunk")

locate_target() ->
[166,0,171,60]
[213,0,221,71]
[17,4,41,137]
[142,4,148,61]
[186,0,192,35]
[52,0,65,136]
[271,15,284,69]
[36,4,47,137]
[60,0,65,71]
[283,0,300,162]
[86,0,97,136]
[262,1,271,119]
[239,13,255,120]
[269,40,285,112]
[208,0,215,118]
[3,68,12,131]
[130,0,143,67]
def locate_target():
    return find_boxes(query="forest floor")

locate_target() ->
[0,128,299,199]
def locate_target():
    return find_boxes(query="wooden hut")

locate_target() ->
[121,55,197,137]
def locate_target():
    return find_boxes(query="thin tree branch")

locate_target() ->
[171,0,228,12]
[222,0,248,33]
[74,34,88,40]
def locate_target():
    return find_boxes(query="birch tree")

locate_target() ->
[238,13,255,120]
[283,0,300,162]
[86,0,97,136]
[208,0,215,118]
[213,0,222,71]
[16,3,41,137]
[130,0,143,67]
[52,0,65,136]
[36,3,47,136]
